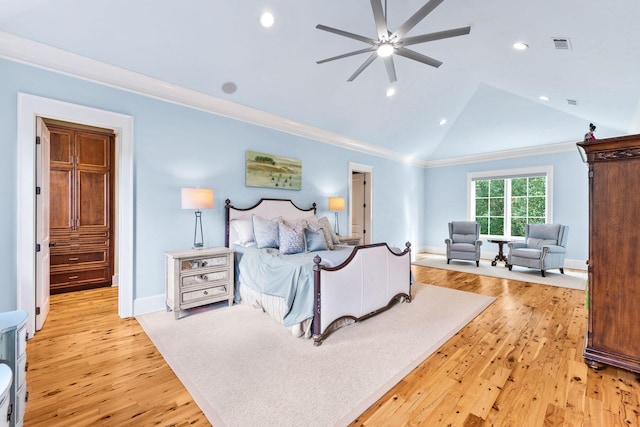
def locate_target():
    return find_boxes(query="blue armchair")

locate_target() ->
[445,221,482,267]
[507,224,569,277]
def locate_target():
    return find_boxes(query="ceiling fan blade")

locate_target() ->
[316,47,376,64]
[370,0,388,40]
[383,56,397,83]
[395,47,443,68]
[316,24,377,45]
[347,53,378,82]
[391,0,446,40]
[401,26,471,47]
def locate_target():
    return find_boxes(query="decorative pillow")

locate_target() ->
[230,219,254,245]
[278,220,305,254]
[306,218,334,250]
[252,214,280,249]
[318,216,340,244]
[304,228,328,252]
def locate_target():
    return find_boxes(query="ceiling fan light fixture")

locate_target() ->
[377,43,394,57]
[386,87,396,97]
[513,42,529,50]
[260,11,275,28]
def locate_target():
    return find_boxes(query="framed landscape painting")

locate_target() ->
[245,150,302,190]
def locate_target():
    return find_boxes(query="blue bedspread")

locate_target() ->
[238,246,353,327]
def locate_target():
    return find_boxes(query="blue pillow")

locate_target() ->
[305,228,328,252]
[278,221,305,254]
[252,215,280,249]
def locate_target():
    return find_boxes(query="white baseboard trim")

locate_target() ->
[133,294,166,316]
[419,245,587,271]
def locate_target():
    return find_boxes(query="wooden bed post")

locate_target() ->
[312,255,323,346]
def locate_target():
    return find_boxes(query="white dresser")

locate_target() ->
[0,310,28,427]
[166,247,235,319]
[0,363,11,427]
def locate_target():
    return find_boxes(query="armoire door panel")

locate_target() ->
[49,128,74,166]
[76,132,110,169]
[49,168,74,231]
[77,170,109,229]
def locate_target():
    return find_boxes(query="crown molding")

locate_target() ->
[0,31,428,168]
[423,141,579,168]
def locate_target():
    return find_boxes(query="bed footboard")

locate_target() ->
[312,242,412,346]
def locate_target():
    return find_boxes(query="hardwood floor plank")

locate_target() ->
[23,263,640,426]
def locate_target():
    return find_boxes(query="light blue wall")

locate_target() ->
[0,58,425,311]
[425,151,589,262]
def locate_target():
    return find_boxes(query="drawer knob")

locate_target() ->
[203,290,208,295]
[201,275,208,281]
[201,261,208,267]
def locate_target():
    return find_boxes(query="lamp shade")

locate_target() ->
[181,188,214,210]
[328,197,345,212]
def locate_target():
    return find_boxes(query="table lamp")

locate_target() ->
[328,197,345,235]
[181,188,214,248]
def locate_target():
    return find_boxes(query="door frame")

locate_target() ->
[348,162,373,243]
[17,93,134,337]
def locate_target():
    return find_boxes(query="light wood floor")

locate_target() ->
[24,264,640,426]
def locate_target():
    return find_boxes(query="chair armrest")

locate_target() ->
[475,240,483,248]
[542,245,566,254]
[445,238,452,247]
[508,242,526,249]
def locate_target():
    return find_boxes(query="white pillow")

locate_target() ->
[318,216,340,244]
[231,219,254,245]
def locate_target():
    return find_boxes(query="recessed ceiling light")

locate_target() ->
[386,87,396,97]
[513,42,529,50]
[438,119,447,126]
[260,11,275,28]
[539,95,550,101]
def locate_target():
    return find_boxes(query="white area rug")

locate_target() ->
[137,283,494,427]
[413,253,587,290]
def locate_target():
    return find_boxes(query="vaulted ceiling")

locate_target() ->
[1,0,639,164]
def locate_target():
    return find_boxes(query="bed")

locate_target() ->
[225,198,412,345]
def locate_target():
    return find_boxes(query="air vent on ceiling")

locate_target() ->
[552,37,572,50]
[567,99,579,106]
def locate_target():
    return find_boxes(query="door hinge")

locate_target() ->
[36,136,41,145]
[36,243,41,253]
[36,306,41,315]
[588,170,594,178]
[36,186,41,195]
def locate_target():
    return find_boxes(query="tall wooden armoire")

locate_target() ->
[47,121,114,294]
[578,133,640,373]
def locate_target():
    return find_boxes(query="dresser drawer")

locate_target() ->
[51,267,110,286]
[51,249,108,267]
[15,355,26,391]
[182,284,229,303]
[16,324,27,357]
[181,270,229,288]
[180,254,229,272]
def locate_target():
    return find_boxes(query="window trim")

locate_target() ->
[467,166,553,239]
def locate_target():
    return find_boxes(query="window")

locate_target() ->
[468,167,552,238]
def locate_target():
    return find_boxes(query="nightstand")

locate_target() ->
[165,247,234,319]
[337,235,362,246]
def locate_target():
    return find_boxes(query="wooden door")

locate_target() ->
[35,118,51,330]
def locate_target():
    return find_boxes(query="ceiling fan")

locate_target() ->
[316,0,470,82]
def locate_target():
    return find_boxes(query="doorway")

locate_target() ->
[348,163,373,245]
[17,93,134,337]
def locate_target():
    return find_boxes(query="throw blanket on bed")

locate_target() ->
[238,246,354,327]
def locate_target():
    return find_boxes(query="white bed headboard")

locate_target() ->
[225,198,317,247]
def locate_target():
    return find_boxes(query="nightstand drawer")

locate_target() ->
[181,255,229,272]
[181,270,229,288]
[182,284,229,303]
